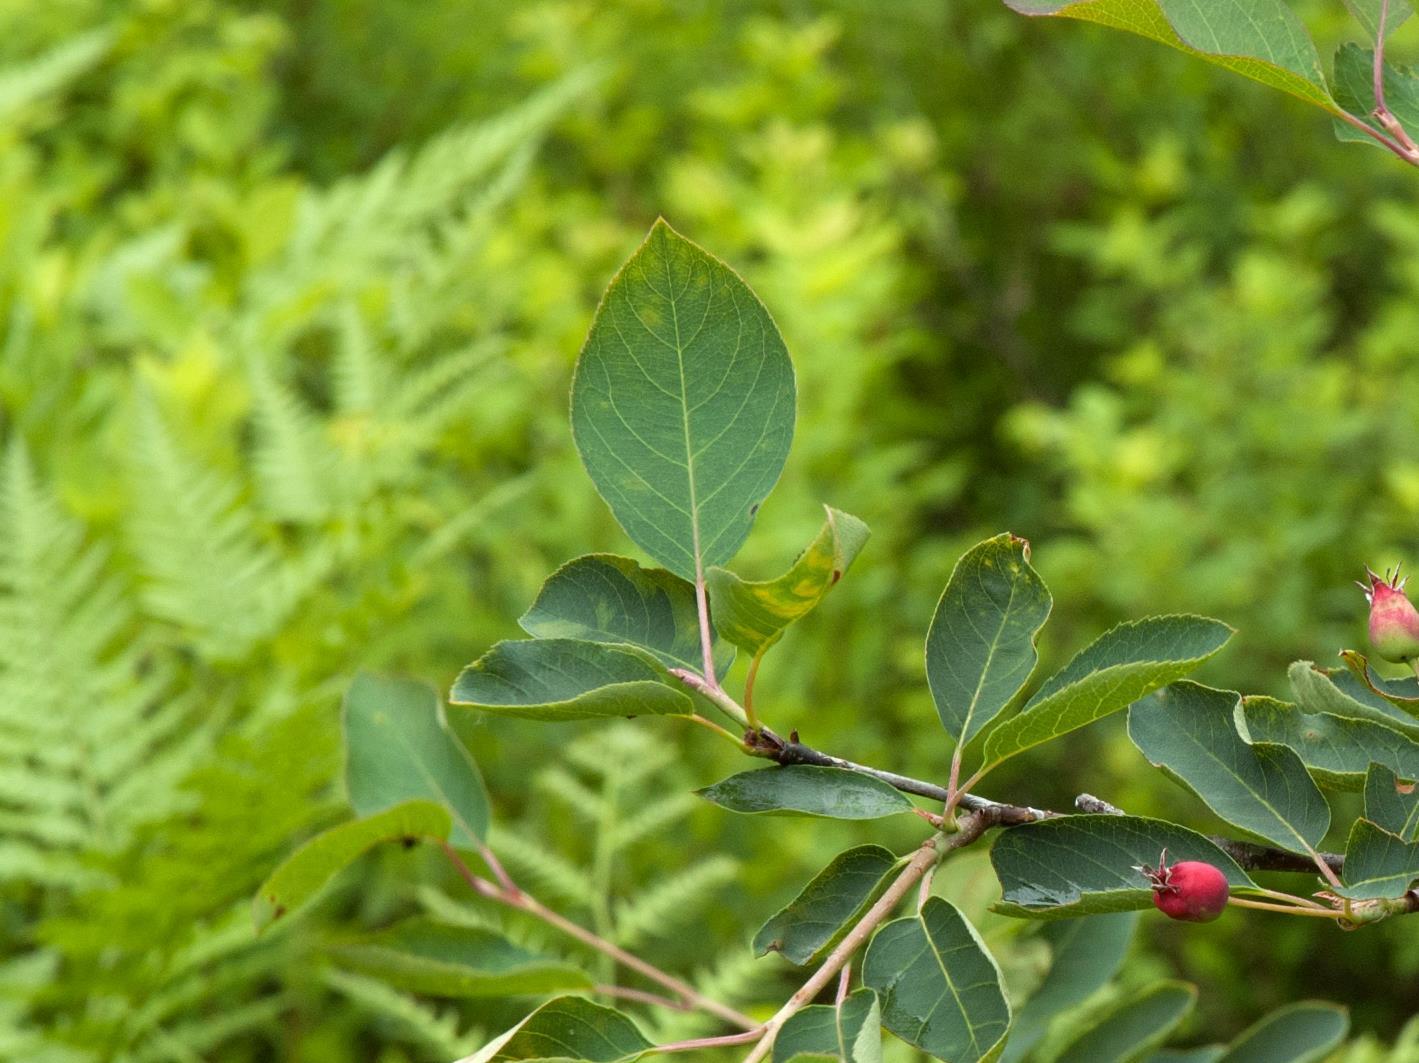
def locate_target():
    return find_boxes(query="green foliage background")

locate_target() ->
[4,0,1419,1058]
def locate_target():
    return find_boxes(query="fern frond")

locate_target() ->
[611,791,698,854]
[246,356,342,523]
[534,765,606,823]
[126,391,325,658]
[0,438,194,882]
[613,856,739,951]
[643,947,780,1044]
[322,968,481,1060]
[486,823,597,911]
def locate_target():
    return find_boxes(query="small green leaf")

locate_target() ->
[519,554,732,679]
[1333,44,1419,145]
[345,673,490,846]
[925,533,1051,750]
[773,989,882,1063]
[706,505,869,657]
[1236,696,1419,791]
[1288,661,1419,738]
[1342,0,1412,38]
[1055,981,1197,1063]
[1215,1001,1348,1063]
[1003,0,1337,113]
[450,639,692,722]
[570,219,796,583]
[253,800,451,932]
[1001,913,1138,1063]
[990,814,1255,918]
[334,917,592,997]
[697,766,914,820]
[1335,819,1419,900]
[1128,683,1329,855]
[982,616,1233,769]
[467,996,652,1062]
[1338,650,1419,713]
[754,845,899,965]
[862,897,1011,1063]
[1364,763,1419,841]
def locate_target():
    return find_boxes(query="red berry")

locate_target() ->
[1135,850,1229,923]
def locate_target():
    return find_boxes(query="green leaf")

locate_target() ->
[990,814,1255,918]
[1364,762,1419,840]
[706,505,870,657]
[1333,44,1419,144]
[1287,661,1419,738]
[1128,683,1329,855]
[1335,819,1419,900]
[1338,650,1419,713]
[344,672,490,847]
[1003,0,1337,113]
[253,800,452,932]
[1149,1050,1225,1063]
[1235,696,1419,792]
[1215,1002,1348,1063]
[696,766,914,820]
[754,845,899,965]
[1054,981,1197,1063]
[982,616,1233,769]
[925,533,1051,750]
[1342,0,1412,39]
[773,989,882,1063]
[570,219,796,583]
[862,897,1011,1063]
[334,917,592,997]
[467,996,652,1062]
[519,553,733,679]
[1001,913,1138,1063]
[449,639,693,722]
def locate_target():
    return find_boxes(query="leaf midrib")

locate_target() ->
[664,247,704,586]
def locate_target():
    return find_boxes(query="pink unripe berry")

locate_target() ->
[1360,566,1419,664]
[1136,850,1229,923]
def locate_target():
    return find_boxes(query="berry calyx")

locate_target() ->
[1135,849,1230,923]
[1359,566,1419,664]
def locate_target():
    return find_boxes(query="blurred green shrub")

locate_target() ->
[5,0,1419,1058]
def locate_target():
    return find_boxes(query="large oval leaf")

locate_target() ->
[1055,981,1197,1063]
[253,800,452,932]
[450,639,692,721]
[570,219,796,583]
[697,766,915,820]
[1003,0,1336,114]
[345,672,490,846]
[983,616,1233,769]
[1128,683,1329,855]
[753,844,900,965]
[1215,1002,1348,1063]
[334,917,592,997]
[519,553,732,679]
[863,897,1011,1063]
[707,505,870,657]
[990,814,1254,918]
[925,533,1051,751]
